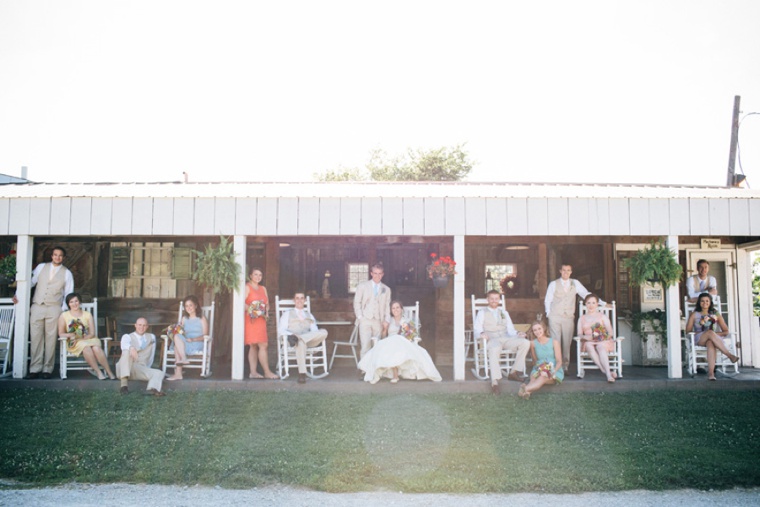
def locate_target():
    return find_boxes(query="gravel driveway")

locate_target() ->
[1,483,759,506]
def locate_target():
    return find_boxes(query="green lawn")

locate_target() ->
[1,388,758,493]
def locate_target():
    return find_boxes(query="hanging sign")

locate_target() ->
[700,238,721,250]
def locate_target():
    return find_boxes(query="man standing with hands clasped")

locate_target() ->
[15,246,74,379]
[474,290,530,395]
[686,259,718,302]
[353,263,391,377]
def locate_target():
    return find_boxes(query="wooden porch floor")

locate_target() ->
[2,361,759,395]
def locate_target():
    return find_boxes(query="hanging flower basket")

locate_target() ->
[432,275,449,288]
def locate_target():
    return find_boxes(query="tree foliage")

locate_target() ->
[314,144,473,182]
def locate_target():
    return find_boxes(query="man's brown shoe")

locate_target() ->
[145,388,166,397]
[507,371,524,382]
[297,373,306,384]
[120,386,129,395]
[491,383,501,395]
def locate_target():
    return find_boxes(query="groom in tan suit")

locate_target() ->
[353,263,391,363]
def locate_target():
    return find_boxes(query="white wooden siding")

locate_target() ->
[0,195,758,238]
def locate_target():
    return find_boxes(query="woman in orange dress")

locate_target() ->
[245,268,278,379]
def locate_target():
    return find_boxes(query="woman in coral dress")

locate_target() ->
[245,268,278,379]
[577,293,616,383]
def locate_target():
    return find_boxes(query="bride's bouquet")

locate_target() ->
[247,300,268,322]
[400,321,418,342]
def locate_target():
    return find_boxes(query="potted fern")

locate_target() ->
[624,240,683,288]
[623,241,682,365]
[193,236,243,363]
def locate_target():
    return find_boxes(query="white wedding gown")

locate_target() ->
[358,319,442,384]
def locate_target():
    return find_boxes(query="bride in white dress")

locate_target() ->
[358,301,442,384]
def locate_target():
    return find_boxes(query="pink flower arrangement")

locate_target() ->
[426,253,457,279]
[532,362,556,380]
[67,319,86,347]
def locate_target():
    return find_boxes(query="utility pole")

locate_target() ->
[726,95,741,187]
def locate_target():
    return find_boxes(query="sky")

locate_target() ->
[1,0,759,187]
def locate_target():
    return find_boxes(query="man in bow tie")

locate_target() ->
[353,263,391,364]
[279,292,328,384]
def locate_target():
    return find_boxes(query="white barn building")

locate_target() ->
[1,180,759,381]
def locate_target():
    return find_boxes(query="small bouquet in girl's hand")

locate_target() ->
[67,319,86,348]
[590,322,610,341]
[699,314,717,330]
[247,300,268,322]
[532,362,555,380]
[400,321,418,342]
[164,323,184,342]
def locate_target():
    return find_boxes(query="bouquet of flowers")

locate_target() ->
[590,322,610,341]
[699,313,717,331]
[532,362,555,380]
[247,300,268,322]
[164,323,184,342]
[400,321,418,342]
[67,319,86,348]
[426,253,457,279]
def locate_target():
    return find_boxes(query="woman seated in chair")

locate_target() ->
[358,300,441,384]
[58,292,115,380]
[167,295,209,381]
[577,293,617,383]
[685,292,738,381]
[518,320,562,399]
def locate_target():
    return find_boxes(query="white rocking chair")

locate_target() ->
[574,300,624,379]
[161,301,215,378]
[0,298,15,378]
[329,324,360,369]
[684,296,738,377]
[58,298,112,379]
[470,294,517,380]
[275,295,329,380]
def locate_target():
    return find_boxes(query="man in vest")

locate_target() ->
[474,290,530,395]
[116,317,165,396]
[686,259,717,302]
[544,264,600,371]
[15,246,74,379]
[353,263,391,365]
[279,292,328,384]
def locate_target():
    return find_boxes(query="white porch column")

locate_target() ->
[12,235,33,379]
[735,247,756,368]
[231,235,246,380]
[453,235,466,381]
[665,235,682,378]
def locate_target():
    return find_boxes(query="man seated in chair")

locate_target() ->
[279,292,328,384]
[116,317,165,397]
[474,290,529,395]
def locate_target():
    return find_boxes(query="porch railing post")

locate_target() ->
[453,235,465,381]
[12,235,33,379]
[666,235,683,378]
[231,235,246,380]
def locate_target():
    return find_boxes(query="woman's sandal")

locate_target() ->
[390,378,399,384]
[518,384,529,399]
[265,373,280,380]
[249,373,264,379]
